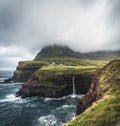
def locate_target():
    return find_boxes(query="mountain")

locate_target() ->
[85,50,120,60]
[9,45,119,83]
[34,45,120,60]
[34,45,85,60]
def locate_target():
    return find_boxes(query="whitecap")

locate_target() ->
[44,98,56,102]
[44,96,67,102]
[38,114,62,126]
[43,94,84,102]
[56,104,75,112]
[0,94,20,103]
[0,94,33,104]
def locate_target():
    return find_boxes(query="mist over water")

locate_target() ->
[0,70,13,82]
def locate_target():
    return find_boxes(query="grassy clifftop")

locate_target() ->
[16,59,107,98]
[32,59,107,85]
[13,58,107,82]
[64,60,120,126]
[13,61,47,82]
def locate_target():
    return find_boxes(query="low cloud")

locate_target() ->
[0,0,120,68]
[0,45,34,68]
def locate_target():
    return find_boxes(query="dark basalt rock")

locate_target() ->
[16,74,93,98]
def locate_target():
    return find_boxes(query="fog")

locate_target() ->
[0,0,120,68]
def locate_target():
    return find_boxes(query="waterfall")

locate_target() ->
[72,75,76,97]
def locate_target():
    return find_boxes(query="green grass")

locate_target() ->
[34,61,107,80]
[64,94,120,126]
[14,58,108,85]
[28,59,107,87]
[16,58,108,73]
[37,57,108,66]
[63,60,120,126]
[14,61,48,78]
[17,61,48,70]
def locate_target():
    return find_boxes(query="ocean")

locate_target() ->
[0,70,81,126]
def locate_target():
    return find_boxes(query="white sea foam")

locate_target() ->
[0,94,32,104]
[56,104,75,111]
[44,96,67,102]
[44,94,84,102]
[0,94,20,102]
[38,114,62,126]
[71,94,77,98]
[70,94,84,99]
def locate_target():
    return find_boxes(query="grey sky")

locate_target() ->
[0,0,120,68]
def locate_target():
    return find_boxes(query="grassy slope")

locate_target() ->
[36,57,108,66]
[14,61,48,75]
[31,59,107,87]
[64,60,120,126]
[15,58,107,78]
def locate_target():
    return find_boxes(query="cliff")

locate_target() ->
[16,65,95,98]
[12,61,47,82]
[64,60,120,126]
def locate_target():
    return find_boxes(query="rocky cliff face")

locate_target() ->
[76,60,116,115]
[16,74,93,98]
[64,60,120,126]
[12,61,46,82]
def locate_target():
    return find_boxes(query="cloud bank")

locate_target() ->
[0,0,120,68]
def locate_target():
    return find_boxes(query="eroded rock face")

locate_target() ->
[16,74,93,98]
[76,60,117,115]
[12,61,45,82]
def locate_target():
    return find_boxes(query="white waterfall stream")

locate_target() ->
[72,75,76,97]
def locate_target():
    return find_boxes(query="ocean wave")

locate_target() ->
[44,94,84,102]
[38,114,62,126]
[44,96,67,102]
[0,94,20,103]
[57,104,75,110]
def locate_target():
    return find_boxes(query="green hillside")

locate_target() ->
[64,60,120,126]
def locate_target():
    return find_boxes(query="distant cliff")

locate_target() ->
[12,61,47,82]
[85,50,120,60]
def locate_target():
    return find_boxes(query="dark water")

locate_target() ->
[0,71,82,126]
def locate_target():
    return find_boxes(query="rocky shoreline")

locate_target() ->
[16,74,93,98]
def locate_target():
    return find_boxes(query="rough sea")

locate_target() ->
[0,70,82,126]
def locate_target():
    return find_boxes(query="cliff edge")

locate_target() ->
[64,60,120,126]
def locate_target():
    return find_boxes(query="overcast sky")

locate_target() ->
[0,0,120,69]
